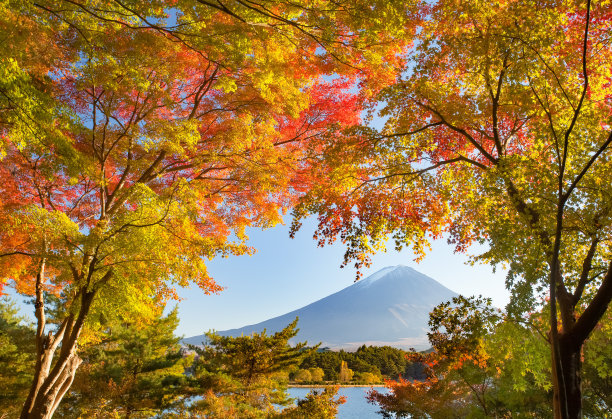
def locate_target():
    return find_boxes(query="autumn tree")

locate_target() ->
[308,367,325,383]
[338,360,354,382]
[294,0,612,416]
[371,297,611,418]
[0,1,414,417]
[369,353,473,419]
[293,369,312,383]
[369,296,553,418]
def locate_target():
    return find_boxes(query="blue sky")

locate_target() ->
[6,214,510,338]
[173,216,510,338]
[6,89,510,340]
[173,88,511,338]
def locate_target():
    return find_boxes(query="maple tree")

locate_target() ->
[294,0,612,417]
[369,297,611,418]
[368,297,553,418]
[0,1,414,417]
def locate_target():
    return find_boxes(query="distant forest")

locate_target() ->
[292,345,427,384]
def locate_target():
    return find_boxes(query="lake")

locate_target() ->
[288,386,389,418]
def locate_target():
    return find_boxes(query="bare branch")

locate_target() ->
[560,0,591,189]
[573,237,599,305]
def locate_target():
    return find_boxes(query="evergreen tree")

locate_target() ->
[0,297,36,416]
[56,308,191,418]
[276,387,346,419]
[190,318,314,417]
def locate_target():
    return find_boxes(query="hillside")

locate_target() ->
[184,265,457,350]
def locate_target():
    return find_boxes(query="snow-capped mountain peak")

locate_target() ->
[184,266,457,351]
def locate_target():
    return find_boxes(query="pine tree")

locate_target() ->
[276,387,346,419]
[56,308,191,418]
[0,297,36,416]
[191,318,314,417]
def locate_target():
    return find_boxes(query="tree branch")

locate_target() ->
[560,0,591,188]
[573,237,599,305]
[562,129,612,204]
[414,99,498,164]
[569,260,612,347]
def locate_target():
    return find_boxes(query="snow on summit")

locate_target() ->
[184,265,458,351]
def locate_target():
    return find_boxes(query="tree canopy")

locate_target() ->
[294,1,612,416]
[0,1,413,417]
[369,295,611,418]
[2,0,611,417]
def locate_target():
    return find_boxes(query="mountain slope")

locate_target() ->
[183,265,458,350]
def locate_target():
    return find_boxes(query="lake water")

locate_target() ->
[287,386,388,418]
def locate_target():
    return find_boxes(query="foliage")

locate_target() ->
[276,386,346,419]
[369,296,555,418]
[0,0,415,415]
[293,369,312,383]
[373,296,612,418]
[3,0,609,415]
[0,297,36,416]
[369,364,472,419]
[582,309,612,417]
[354,371,379,384]
[308,367,325,383]
[189,318,313,417]
[427,295,500,360]
[294,0,612,413]
[299,345,413,382]
[55,307,191,418]
[338,360,354,382]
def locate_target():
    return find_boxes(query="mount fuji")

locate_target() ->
[183,265,458,350]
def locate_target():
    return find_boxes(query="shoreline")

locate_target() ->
[288,384,384,388]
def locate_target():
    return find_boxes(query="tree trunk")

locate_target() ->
[20,289,96,419]
[551,262,612,418]
[552,336,583,419]
[20,349,82,419]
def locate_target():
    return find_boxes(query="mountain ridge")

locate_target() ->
[183,265,457,350]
